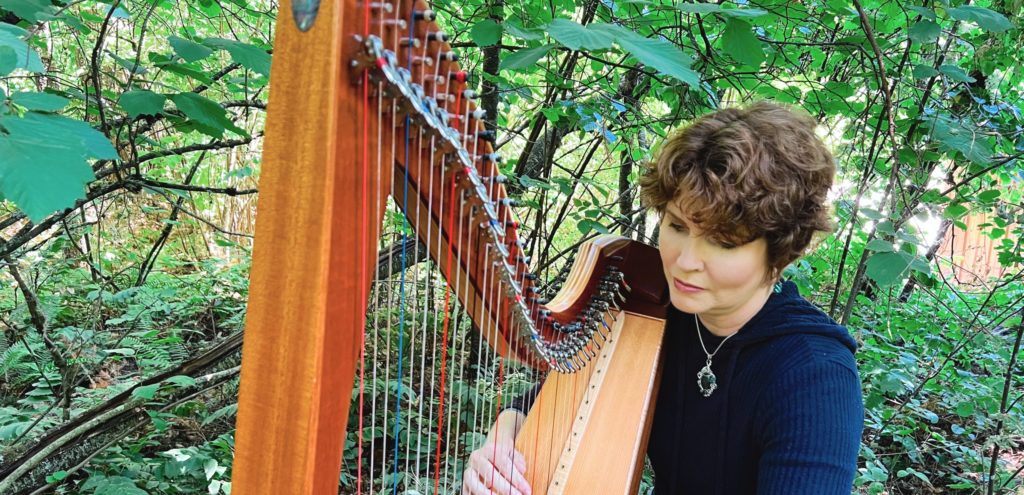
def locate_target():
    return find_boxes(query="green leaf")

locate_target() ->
[591,24,699,86]
[938,64,975,83]
[202,38,271,76]
[119,90,166,118]
[104,348,137,356]
[132,383,160,400]
[4,112,117,159]
[504,20,543,41]
[106,4,130,19]
[546,19,613,51]
[723,19,764,67]
[860,208,884,220]
[202,403,238,426]
[0,26,44,73]
[57,13,91,34]
[718,6,768,18]
[170,92,247,138]
[0,45,16,76]
[577,218,609,235]
[500,44,554,71]
[942,202,969,220]
[977,189,1001,202]
[164,375,196,387]
[169,35,214,62]
[0,141,93,222]
[865,252,914,286]
[908,20,940,43]
[92,476,149,495]
[108,51,146,74]
[866,239,895,253]
[875,220,895,235]
[0,0,53,22]
[10,92,69,112]
[946,6,1012,33]
[674,3,722,14]
[0,112,114,222]
[470,19,503,47]
[928,117,991,164]
[955,401,975,417]
[540,106,561,123]
[911,64,938,80]
[908,6,936,20]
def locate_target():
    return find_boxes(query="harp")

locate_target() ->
[231,0,669,493]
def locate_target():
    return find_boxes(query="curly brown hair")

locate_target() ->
[639,100,836,283]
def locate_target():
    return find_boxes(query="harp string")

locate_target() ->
[417,30,448,495]
[388,2,420,490]
[404,25,436,485]
[443,101,468,492]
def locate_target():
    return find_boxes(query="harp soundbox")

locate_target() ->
[232,1,669,493]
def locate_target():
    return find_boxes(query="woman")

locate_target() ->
[462,101,863,495]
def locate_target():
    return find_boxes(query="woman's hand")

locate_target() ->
[461,440,531,495]
[461,409,532,495]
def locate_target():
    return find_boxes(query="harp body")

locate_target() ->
[232,1,669,493]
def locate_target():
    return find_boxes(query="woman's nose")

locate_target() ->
[675,243,703,271]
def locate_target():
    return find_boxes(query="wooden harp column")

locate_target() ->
[232,1,669,493]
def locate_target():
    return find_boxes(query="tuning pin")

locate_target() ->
[410,55,434,67]
[499,198,518,207]
[462,89,479,99]
[413,9,436,21]
[468,108,487,120]
[476,152,500,163]
[368,2,394,13]
[439,51,460,62]
[399,38,421,48]
[450,71,468,83]
[505,220,519,228]
[381,18,407,29]
[427,31,449,42]
[477,129,497,142]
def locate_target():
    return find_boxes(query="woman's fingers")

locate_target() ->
[463,467,497,495]
[490,444,531,495]
[470,449,528,495]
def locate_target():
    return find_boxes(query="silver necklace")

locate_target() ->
[695,314,735,398]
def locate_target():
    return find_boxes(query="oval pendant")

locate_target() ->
[697,364,717,397]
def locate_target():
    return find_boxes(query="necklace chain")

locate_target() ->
[695,314,734,359]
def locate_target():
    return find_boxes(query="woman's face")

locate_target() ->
[658,201,773,333]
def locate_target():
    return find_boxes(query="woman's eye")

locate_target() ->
[669,223,686,233]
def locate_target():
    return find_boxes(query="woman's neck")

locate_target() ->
[697,284,774,337]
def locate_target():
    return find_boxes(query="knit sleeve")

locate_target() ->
[755,357,863,495]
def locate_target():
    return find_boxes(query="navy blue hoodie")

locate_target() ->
[647,281,863,494]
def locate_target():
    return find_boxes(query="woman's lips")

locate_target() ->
[673,279,704,293]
